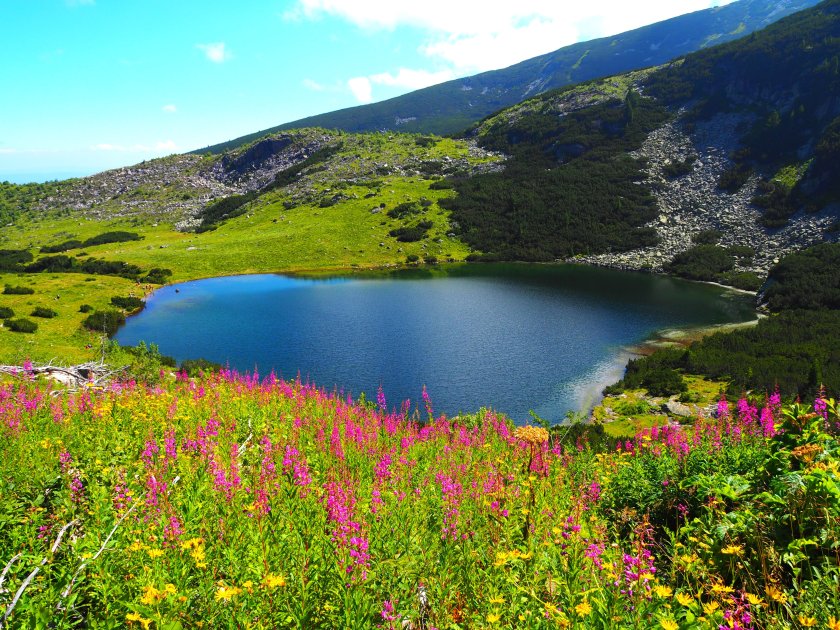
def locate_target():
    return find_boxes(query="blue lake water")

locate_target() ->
[114,264,756,423]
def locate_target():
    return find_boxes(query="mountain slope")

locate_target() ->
[196,0,819,154]
[438,0,840,282]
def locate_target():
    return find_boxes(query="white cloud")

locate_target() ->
[161,104,177,113]
[369,68,454,90]
[156,140,178,152]
[292,0,738,73]
[197,42,231,64]
[0,148,17,154]
[303,78,326,91]
[347,76,373,103]
[91,140,178,153]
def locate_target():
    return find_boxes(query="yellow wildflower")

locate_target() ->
[640,572,656,581]
[827,616,840,630]
[164,583,177,595]
[125,612,152,629]
[262,574,287,589]
[720,544,744,556]
[486,613,501,623]
[140,585,164,605]
[655,585,673,598]
[146,548,164,559]
[660,619,679,630]
[765,585,787,604]
[180,537,203,550]
[745,593,763,606]
[128,541,145,552]
[711,582,734,595]
[702,601,720,615]
[575,600,592,617]
[488,596,505,604]
[215,585,242,601]
[797,616,817,627]
[676,592,694,607]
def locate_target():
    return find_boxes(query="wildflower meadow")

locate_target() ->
[0,368,838,628]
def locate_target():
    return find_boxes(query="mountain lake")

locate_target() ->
[114,263,756,423]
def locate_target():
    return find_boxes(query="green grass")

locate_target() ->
[0,132,486,362]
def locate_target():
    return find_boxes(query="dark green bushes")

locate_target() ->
[82,310,126,336]
[110,296,145,312]
[31,307,57,318]
[390,221,433,242]
[0,249,34,271]
[763,242,840,311]
[387,202,422,219]
[142,268,173,284]
[444,92,667,260]
[180,358,223,376]
[664,245,735,281]
[0,307,14,318]
[604,348,688,397]
[3,285,34,295]
[40,231,142,253]
[79,304,93,313]
[6,318,38,333]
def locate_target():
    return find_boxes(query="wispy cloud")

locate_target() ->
[347,77,373,103]
[0,148,18,155]
[197,42,231,64]
[161,104,177,113]
[303,78,326,92]
[291,0,738,73]
[91,140,178,153]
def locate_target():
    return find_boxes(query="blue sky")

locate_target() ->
[0,0,733,182]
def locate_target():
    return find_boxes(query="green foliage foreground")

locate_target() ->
[0,371,837,628]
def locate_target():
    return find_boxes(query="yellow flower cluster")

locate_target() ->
[262,574,287,589]
[125,612,152,629]
[139,584,171,605]
[493,549,532,567]
[215,584,243,601]
[181,537,207,568]
[513,425,549,445]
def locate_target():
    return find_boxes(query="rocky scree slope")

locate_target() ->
[451,0,840,279]
[23,130,499,232]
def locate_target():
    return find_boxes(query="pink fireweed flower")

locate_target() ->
[70,475,85,504]
[59,451,72,473]
[164,515,183,542]
[381,599,399,623]
[717,396,730,419]
[376,384,387,412]
[760,406,776,438]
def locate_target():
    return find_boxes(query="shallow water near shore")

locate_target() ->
[115,263,756,423]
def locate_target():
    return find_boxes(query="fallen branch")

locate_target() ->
[0,361,126,390]
[1,520,77,629]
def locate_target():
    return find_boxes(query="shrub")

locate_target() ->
[3,284,34,295]
[6,318,37,333]
[180,358,223,376]
[692,229,722,245]
[405,254,420,263]
[79,304,93,313]
[0,306,13,319]
[82,310,126,336]
[387,202,422,219]
[142,268,172,284]
[110,296,145,312]
[31,307,58,318]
